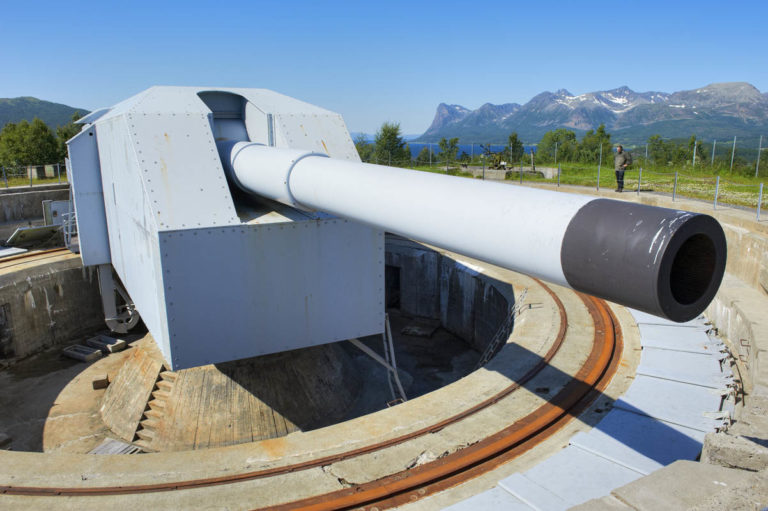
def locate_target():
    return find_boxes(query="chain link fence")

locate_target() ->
[0,163,67,188]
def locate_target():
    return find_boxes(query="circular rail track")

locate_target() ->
[0,256,623,511]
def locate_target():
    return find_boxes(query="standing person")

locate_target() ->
[614,144,631,192]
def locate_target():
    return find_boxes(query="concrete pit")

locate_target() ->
[0,235,514,455]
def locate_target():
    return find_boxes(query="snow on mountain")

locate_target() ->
[418,82,767,143]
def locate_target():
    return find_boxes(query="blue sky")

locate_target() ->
[1,0,766,134]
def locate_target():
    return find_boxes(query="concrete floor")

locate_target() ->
[0,308,484,455]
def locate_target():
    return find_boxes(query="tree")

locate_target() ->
[438,137,459,168]
[415,146,432,165]
[373,122,410,166]
[26,118,59,165]
[0,122,27,166]
[56,111,84,161]
[507,132,524,163]
[0,118,60,166]
[579,124,611,164]
[536,129,576,163]
[354,133,374,162]
[647,134,667,165]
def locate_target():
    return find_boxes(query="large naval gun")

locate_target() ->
[67,87,726,370]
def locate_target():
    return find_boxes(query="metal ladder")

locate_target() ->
[475,288,528,370]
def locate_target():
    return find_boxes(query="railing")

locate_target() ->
[0,163,67,188]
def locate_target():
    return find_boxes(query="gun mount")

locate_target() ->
[67,87,726,370]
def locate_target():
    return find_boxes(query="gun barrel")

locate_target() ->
[221,142,726,322]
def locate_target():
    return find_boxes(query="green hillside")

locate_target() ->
[0,97,89,129]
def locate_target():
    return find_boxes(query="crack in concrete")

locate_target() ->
[322,464,354,488]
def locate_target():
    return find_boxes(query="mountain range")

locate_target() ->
[418,82,768,145]
[0,97,89,130]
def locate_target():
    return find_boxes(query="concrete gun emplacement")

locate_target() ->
[68,87,726,370]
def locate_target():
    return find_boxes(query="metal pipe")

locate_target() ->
[730,136,736,172]
[712,139,716,166]
[220,142,727,322]
[757,183,763,221]
[756,135,763,178]
[1,166,6,188]
[557,163,561,187]
[637,167,642,195]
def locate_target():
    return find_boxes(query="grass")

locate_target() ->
[1,176,68,188]
[405,161,765,209]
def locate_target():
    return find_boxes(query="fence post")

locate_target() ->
[711,139,716,166]
[596,144,602,191]
[757,183,763,221]
[730,136,736,173]
[672,170,678,201]
[1,166,6,188]
[692,140,697,167]
[637,167,642,195]
[29,166,33,187]
[557,163,561,187]
[756,135,763,178]
[714,176,720,210]
[56,163,61,184]
[519,162,523,184]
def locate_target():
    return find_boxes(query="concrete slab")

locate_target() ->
[629,309,707,329]
[569,495,632,510]
[499,473,572,510]
[443,486,533,510]
[637,347,727,388]
[614,375,724,432]
[501,448,642,509]
[570,409,705,475]
[701,432,768,472]
[638,324,719,354]
[610,460,753,511]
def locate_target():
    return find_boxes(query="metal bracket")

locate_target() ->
[97,264,140,334]
[349,314,407,402]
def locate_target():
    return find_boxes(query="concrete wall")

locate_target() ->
[0,255,104,361]
[0,185,70,241]
[0,185,69,224]
[385,237,512,352]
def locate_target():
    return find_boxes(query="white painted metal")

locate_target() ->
[70,86,382,369]
[158,221,383,369]
[222,141,328,208]
[67,127,111,266]
[227,144,594,287]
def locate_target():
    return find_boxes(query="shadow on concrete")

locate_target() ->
[487,340,708,468]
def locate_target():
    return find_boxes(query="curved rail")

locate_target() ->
[0,278,622,510]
